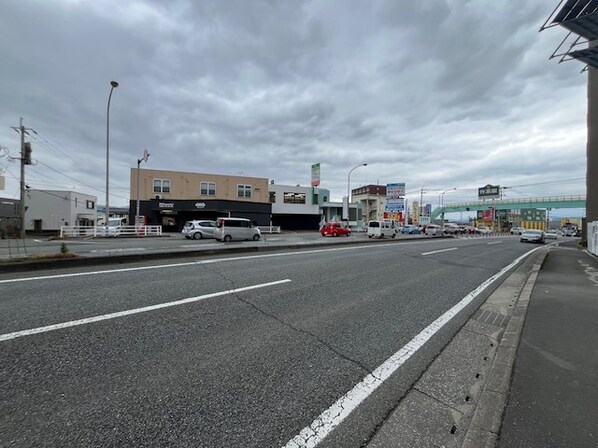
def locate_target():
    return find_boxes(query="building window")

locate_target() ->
[86,200,95,209]
[237,184,252,198]
[269,192,276,203]
[200,182,216,196]
[283,192,306,204]
[153,179,171,193]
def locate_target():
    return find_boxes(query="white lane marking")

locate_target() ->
[0,279,291,342]
[487,241,504,245]
[0,241,459,284]
[421,247,458,256]
[283,246,544,448]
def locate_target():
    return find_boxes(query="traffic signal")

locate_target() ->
[23,142,32,165]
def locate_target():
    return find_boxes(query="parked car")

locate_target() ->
[520,229,545,244]
[443,223,460,235]
[321,222,351,237]
[425,224,442,236]
[545,229,558,240]
[214,217,260,242]
[367,220,396,238]
[476,226,492,235]
[510,226,524,235]
[459,225,476,234]
[401,225,421,235]
[182,220,216,239]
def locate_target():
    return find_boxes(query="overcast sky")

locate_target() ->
[0,0,588,217]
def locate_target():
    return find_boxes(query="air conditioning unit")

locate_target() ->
[155,195,162,200]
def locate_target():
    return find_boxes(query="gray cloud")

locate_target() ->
[0,0,587,209]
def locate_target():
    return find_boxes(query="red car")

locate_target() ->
[321,222,351,237]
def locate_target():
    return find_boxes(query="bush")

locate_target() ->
[60,242,69,254]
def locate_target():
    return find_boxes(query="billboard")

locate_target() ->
[384,212,403,221]
[311,163,320,187]
[385,198,405,212]
[386,183,405,198]
[521,208,546,222]
[478,184,500,200]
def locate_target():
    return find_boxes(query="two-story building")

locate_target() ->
[269,183,330,230]
[130,168,271,231]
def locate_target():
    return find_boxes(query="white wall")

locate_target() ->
[589,221,598,256]
[25,190,97,230]
[269,184,319,215]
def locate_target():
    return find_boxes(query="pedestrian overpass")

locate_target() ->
[430,195,586,220]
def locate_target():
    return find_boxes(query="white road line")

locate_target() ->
[283,246,543,448]
[0,279,291,342]
[487,241,504,245]
[421,247,458,256]
[0,241,455,284]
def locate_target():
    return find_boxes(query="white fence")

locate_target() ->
[60,225,163,238]
[258,225,281,234]
[588,221,598,256]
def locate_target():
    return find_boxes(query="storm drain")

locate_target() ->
[474,309,509,328]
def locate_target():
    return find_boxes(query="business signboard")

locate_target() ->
[479,209,495,221]
[384,211,403,221]
[385,198,405,212]
[386,183,405,198]
[521,208,546,222]
[478,184,500,200]
[311,163,320,187]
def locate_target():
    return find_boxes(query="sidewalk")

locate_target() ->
[498,243,598,447]
[365,240,597,448]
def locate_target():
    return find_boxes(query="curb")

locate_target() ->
[461,249,549,447]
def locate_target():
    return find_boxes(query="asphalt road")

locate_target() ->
[0,236,540,447]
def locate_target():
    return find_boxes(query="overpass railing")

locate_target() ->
[445,195,586,209]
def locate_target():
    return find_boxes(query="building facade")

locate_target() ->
[0,197,20,236]
[24,190,97,232]
[129,168,271,231]
[269,183,324,230]
[351,184,387,223]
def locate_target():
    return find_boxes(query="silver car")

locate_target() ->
[520,230,545,244]
[214,217,261,242]
[181,220,216,239]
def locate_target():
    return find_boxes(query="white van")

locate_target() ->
[214,217,261,242]
[367,220,396,238]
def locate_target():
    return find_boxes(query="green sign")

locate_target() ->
[521,208,546,222]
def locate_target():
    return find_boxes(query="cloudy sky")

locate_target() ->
[0,0,588,217]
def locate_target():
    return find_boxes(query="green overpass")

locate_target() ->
[431,195,586,220]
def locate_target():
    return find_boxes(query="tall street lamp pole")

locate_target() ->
[136,149,150,227]
[440,187,457,230]
[105,80,119,226]
[346,163,367,221]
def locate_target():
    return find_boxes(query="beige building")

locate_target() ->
[129,168,271,231]
[352,184,387,223]
[131,168,269,203]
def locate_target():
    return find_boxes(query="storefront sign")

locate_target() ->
[386,183,406,198]
[159,202,174,208]
[195,202,206,208]
[311,163,320,187]
[478,184,500,200]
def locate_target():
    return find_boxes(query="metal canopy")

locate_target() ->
[569,46,598,67]
[552,0,598,40]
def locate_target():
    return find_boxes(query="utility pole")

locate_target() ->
[11,118,34,239]
[420,188,427,220]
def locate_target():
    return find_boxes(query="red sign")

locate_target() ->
[481,209,495,221]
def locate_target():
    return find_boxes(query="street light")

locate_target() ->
[105,80,119,226]
[346,163,367,221]
[136,149,150,228]
[440,187,457,230]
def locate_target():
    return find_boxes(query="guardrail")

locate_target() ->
[60,225,163,238]
[257,226,281,234]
